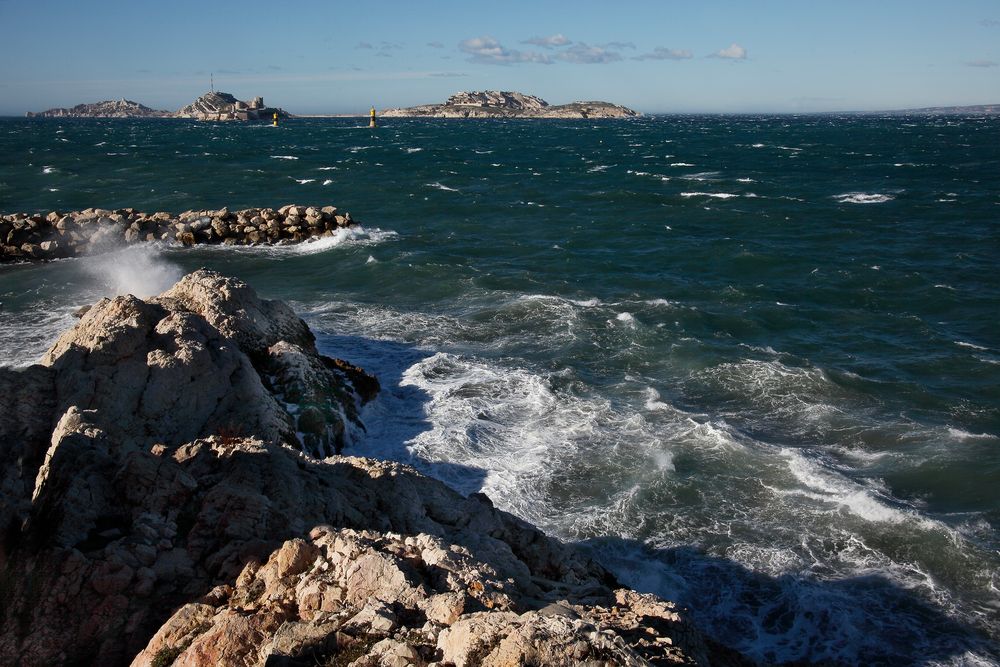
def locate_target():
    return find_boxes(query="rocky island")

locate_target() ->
[25,98,172,119]
[0,269,738,666]
[381,91,639,119]
[174,91,290,122]
[26,91,289,122]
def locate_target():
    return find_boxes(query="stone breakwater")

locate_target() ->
[0,204,357,262]
[0,270,739,667]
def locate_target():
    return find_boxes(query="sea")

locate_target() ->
[1,114,998,666]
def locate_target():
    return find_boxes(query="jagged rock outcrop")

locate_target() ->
[175,91,289,121]
[0,270,725,666]
[25,99,171,118]
[382,90,639,119]
[0,204,358,263]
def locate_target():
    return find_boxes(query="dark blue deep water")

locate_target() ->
[2,115,999,665]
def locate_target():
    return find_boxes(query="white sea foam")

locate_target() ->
[426,182,459,192]
[322,179,333,186]
[42,166,56,174]
[834,192,895,204]
[614,312,637,327]
[270,155,298,160]
[317,166,339,171]
[293,178,315,185]
[669,162,695,167]
[587,165,613,172]
[955,341,988,351]
[679,171,722,181]
[751,143,766,148]
[680,192,739,199]
[404,147,423,153]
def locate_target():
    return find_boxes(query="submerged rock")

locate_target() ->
[0,270,727,666]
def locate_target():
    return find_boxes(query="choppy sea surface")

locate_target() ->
[1,115,998,665]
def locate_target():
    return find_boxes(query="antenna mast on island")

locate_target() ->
[211,73,214,92]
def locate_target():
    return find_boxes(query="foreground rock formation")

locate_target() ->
[382,91,639,119]
[0,270,732,666]
[0,204,357,263]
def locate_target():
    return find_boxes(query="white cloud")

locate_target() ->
[634,47,693,61]
[710,43,748,60]
[356,42,374,50]
[980,18,1000,27]
[966,59,998,67]
[459,36,552,64]
[556,42,623,64]
[427,41,445,49]
[522,34,572,48]
[600,41,637,50]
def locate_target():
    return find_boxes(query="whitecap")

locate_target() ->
[322,179,333,186]
[946,427,998,441]
[42,166,56,174]
[614,312,637,327]
[426,182,459,192]
[404,147,423,153]
[293,178,315,185]
[736,177,755,183]
[587,165,613,173]
[270,155,298,160]
[366,255,377,264]
[680,192,739,199]
[834,193,894,204]
[679,171,721,181]
[317,166,338,171]
[751,143,766,148]
[669,162,695,167]
[955,341,988,351]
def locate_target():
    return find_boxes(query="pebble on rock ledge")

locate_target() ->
[0,204,356,262]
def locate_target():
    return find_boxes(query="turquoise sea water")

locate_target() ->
[1,115,998,665]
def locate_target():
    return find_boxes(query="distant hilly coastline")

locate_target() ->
[875,103,1000,115]
[26,91,289,121]
[381,90,639,119]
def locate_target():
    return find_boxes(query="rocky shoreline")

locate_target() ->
[0,270,742,666]
[0,204,357,263]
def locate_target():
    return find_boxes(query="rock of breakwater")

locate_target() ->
[0,204,357,262]
[0,270,729,666]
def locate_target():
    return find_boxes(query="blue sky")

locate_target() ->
[1,0,998,114]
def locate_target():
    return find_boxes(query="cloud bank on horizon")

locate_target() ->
[458,35,742,66]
